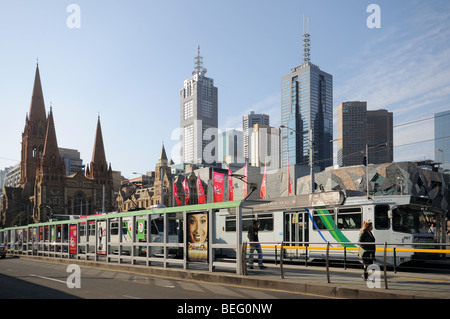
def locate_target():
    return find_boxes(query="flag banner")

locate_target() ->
[213,171,224,202]
[228,169,234,201]
[287,157,292,195]
[197,175,206,204]
[173,182,182,206]
[182,177,190,205]
[260,163,267,198]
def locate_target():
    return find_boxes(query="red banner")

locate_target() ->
[173,182,182,206]
[287,157,292,195]
[182,177,190,205]
[197,175,206,204]
[213,171,224,202]
[260,163,267,198]
[228,169,233,201]
[69,224,77,254]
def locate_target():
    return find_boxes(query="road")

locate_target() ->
[0,257,326,300]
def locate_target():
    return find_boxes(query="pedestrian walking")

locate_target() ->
[247,220,267,269]
[359,221,375,281]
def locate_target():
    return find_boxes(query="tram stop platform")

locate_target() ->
[20,256,450,299]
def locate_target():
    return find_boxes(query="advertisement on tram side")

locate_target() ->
[97,221,107,255]
[69,225,77,254]
[187,212,208,262]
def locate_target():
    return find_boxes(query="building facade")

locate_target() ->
[180,46,218,166]
[280,30,333,173]
[243,111,269,163]
[435,110,450,170]
[0,65,115,226]
[367,109,393,164]
[337,101,367,166]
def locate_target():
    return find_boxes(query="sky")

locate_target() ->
[0,0,449,179]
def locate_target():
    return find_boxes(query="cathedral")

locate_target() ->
[0,64,115,226]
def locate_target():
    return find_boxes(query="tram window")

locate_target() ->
[375,205,390,230]
[225,213,273,232]
[79,224,86,237]
[110,222,119,235]
[337,207,361,230]
[313,209,335,230]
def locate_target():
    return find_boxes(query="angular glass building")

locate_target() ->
[280,32,333,171]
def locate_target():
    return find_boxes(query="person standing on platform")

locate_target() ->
[359,221,376,281]
[247,220,267,269]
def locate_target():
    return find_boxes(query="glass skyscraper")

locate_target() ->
[435,110,450,169]
[280,59,333,171]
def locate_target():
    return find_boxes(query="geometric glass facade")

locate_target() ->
[281,62,333,171]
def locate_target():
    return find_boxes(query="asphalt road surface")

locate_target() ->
[0,257,327,300]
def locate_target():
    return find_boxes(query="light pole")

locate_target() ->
[280,125,315,194]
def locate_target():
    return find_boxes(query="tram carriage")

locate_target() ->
[0,192,444,267]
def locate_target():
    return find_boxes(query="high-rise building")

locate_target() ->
[219,129,244,165]
[280,22,333,172]
[243,111,269,163]
[250,124,280,171]
[337,102,393,167]
[180,46,218,166]
[337,101,367,166]
[434,110,450,169]
[367,109,393,164]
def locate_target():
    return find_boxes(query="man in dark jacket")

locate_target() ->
[247,220,267,269]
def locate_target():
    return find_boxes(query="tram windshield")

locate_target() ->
[392,205,437,235]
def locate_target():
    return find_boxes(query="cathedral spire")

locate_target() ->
[91,116,107,165]
[29,63,47,123]
[42,107,59,161]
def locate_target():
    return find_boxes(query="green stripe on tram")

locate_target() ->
[315,209,357,248]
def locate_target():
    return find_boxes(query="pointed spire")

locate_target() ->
[42,107,59,158]
[29,63,47,123]
[91,116,107,165]
[158,143,168,167]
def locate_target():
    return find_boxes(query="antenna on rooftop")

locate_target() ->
[193,45,207,76]
[303,15,311,63]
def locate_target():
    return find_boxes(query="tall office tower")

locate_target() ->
[434,110,450,169]
[180,46,218,165]
[219,129,244,165]
[280,20,333,172]
[243,111,270,163]
[337,101,367,166]
[367,109,393,164]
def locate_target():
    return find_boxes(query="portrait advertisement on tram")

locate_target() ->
[187,212,208,262]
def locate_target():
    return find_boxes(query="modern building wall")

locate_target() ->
[180,47,218,166]
[435,110,450,170]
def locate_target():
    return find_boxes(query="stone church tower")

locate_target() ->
[1,64,116,225]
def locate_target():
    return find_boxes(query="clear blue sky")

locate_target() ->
[1,0,449,178]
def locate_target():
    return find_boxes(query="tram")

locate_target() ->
[0,192,444,267]
[217,192,444,265]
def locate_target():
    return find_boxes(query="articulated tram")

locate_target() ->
[0,192,445,267]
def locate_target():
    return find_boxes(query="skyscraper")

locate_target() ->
[367,109,393,164]
[180,46,218,166]
[337,102,393,167]
[242,111,270,163]
[337,101,367,167]
[280,21,333,172]
[434,111,450,169]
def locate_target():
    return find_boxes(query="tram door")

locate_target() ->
[284,211,309,244]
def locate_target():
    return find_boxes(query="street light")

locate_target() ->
[279,125,315,194]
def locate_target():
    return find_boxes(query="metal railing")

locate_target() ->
[243,241,450,289]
